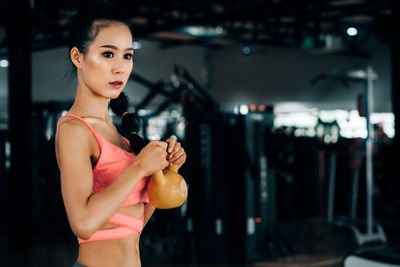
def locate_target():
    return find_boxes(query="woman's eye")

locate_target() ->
[124,54,133,60]
[103,52,114,58]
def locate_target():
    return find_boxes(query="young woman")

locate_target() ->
[55,11,186,267]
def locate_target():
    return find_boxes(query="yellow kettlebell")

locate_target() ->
[147,165,188,209]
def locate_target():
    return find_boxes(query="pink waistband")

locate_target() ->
[78,212,144,244]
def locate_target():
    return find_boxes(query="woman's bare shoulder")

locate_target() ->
[57,117,92,142]
[55,116,95,158]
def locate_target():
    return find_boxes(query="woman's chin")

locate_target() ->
[108,91,123,100]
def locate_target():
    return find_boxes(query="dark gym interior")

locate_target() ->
[1,0,400,266]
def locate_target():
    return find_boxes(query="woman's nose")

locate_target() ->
[112,59,125,74]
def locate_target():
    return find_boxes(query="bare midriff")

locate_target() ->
[77,204,145,267]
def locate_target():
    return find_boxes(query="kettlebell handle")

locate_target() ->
[168,165,179,173]
[153,165,179,180]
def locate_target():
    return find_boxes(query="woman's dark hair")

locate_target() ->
[67,1,134,69]
[68,2,146,154]
[110,92,148,155]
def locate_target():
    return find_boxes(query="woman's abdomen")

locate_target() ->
[77,203,144,266]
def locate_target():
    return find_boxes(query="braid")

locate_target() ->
[110,92,148,154]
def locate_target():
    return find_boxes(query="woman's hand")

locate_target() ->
[166,137,187,169]
[132,141,169,176]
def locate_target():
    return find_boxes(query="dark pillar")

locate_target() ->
[6,0,32,247]
[392,1,400,199]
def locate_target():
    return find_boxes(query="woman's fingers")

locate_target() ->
[172,142,181,153]
[170,153,186,167]
[166,136,177,153]
[164,137,186,168]
[168,147,184,161]
[168,143,181,159]
[158,141,169,150]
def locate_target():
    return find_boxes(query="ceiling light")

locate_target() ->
[346,27,358,36]
[215,26,223,34]
[239,105,249,115]
[242,46,251,56]
[0,59,9,68]
[181,26,225,37]
[133,41,142,50]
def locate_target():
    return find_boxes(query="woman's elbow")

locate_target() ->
[71,220,96,240]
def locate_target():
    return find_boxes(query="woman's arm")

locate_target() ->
[56,120,168,240]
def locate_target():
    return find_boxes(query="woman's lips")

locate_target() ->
[109,81,123,89]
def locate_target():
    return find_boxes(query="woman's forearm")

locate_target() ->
[74,164,146,239]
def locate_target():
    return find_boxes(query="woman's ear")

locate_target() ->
[70,47,83,69]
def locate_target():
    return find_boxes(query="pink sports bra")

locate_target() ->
[57,113,149,243]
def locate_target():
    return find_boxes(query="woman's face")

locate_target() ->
[79,23,134,99]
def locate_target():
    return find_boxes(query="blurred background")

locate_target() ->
[1,0,400,266]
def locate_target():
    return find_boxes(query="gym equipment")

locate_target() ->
[0,130,9,238]
[130,66,292,262]
[343,249,400,267]
[131,65,218,116]
[242,110,295,261]
[147,165,188,209]
[311,66,387,246]
[173,65,219,112]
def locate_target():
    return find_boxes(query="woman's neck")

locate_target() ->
[70,85,110,121]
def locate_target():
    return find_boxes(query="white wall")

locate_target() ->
[208,35,391,112]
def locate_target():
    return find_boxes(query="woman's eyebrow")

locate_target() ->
[99,44,134,51]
